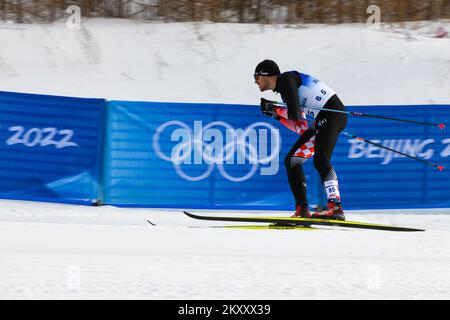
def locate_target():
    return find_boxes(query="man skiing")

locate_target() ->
[254,59,347,220]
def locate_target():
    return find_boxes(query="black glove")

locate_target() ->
[260,98,278,118]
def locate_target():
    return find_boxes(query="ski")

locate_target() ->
[212,225,318,231]
[183,211,425,232]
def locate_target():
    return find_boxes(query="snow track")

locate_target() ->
[1,200,449,299]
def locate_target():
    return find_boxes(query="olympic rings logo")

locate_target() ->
[152,120,281,182]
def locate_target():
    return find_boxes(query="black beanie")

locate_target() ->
[254,59,281,77]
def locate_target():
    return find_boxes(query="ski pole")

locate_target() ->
[340,131,444,172]
[297,117,445,171]
[273,101,445,130]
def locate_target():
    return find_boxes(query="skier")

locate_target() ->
[254,59,347,220]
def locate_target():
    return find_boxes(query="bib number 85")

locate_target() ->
[315,89,327,102]
[6,126,79,149]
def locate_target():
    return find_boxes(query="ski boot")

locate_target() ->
[312,198,345,221]
[290,204,311,218]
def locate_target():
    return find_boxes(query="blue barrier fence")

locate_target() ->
[0,91,106,205]
[0,90,449,210]
[333,105,450,209]
[103,100,322,210]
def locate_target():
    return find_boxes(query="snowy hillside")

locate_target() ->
[1,19,449,105]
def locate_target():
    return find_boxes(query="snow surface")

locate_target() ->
[1,199,450,300]
[1,19,450,299]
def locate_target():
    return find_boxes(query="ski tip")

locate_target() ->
[183,211,195,217]
[410,228,426,232]
[438,123,445,130]
[147,220,156,226]
[438,165,445,172]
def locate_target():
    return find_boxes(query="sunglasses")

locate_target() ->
[253,71,269,80]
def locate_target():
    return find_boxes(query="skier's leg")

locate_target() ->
[312,100,347,220]
[313,125,342,200]
[284,156,308,205]
[284,129,315,217]
[313,96,347,202]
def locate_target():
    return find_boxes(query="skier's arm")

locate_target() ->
[277,72,303,120]
[275,108,308,135]
[260,98,308,135]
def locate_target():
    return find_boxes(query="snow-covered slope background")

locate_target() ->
[1,19,449,105]
[0,19,449,300]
